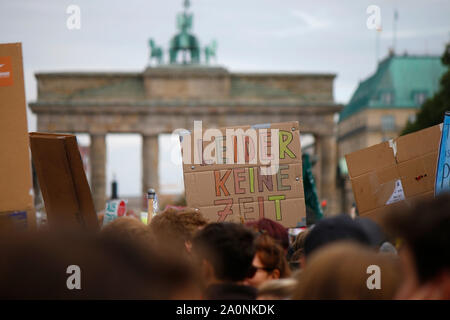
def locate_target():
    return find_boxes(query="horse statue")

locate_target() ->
[148,39,163,65]
[204,40,217,64]
[169,5,201,64]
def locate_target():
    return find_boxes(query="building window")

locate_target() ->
[381,92,394,105]
[381,115,395,131]
[414,92,427,105]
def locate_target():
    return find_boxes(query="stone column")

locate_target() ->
[90,134,106,212]
[142,134,159,199]
[320,134,338,216]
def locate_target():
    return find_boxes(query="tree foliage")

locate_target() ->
[402,43,450,135]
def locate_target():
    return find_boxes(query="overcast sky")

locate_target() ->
[1,0,449,197]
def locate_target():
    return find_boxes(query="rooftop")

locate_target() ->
[339,54,447,121]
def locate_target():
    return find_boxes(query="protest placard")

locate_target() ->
[181,121,306,228]
[103,200,127,226]
[345,124,442,222]
[0,43,35,231]
[29,132,99,231]
[435,112,450,196]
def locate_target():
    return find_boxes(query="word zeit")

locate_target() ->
[176,304,275,317]
[181,121,298,175]
[214,165,293,222]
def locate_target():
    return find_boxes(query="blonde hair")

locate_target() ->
[292,242,401,300]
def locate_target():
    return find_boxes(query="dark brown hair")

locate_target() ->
[255,235,291,278]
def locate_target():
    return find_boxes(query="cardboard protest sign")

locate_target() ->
[435,112,450,196]
[181,121,306,228]
[103,200,127,226]
[29,132,99,231]
[0,43,35,231]
[345,124,442,222]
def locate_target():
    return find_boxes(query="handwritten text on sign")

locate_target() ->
[182,122,306,228]
[436,113,450,195]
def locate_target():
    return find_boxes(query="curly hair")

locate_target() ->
[150,207,208,252]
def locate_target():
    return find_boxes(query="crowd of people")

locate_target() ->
[0,194,449,300]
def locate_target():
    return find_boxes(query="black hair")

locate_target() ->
[193,222,256,282]
[304,214,371,257]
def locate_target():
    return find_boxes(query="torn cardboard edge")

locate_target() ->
[346,124,442,217]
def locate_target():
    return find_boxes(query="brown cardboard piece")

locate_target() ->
[346,124,442,220]
[182,121,306,228]
[29,132,99,231]
[0,43,35,230]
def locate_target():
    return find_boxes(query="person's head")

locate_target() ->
[245,218,289,250]
[192,222,256,286]
[101,216,153,243]
[292,242,401,300]
[304,214,371,260]
[257,278,297,300]
[354,217,386,248]
[150,207,207,253]
[290,229,309,269]
[176,208,209,251]
[384,194,450,299]
[0,229,201,299]
[245,235,291,288]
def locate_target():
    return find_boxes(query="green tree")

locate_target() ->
[402,43,450,135]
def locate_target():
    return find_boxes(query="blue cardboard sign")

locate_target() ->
[435,112,450,196]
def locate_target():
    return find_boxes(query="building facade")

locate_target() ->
[338,53,447,212]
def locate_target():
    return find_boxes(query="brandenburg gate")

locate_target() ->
[29,1,343,214]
